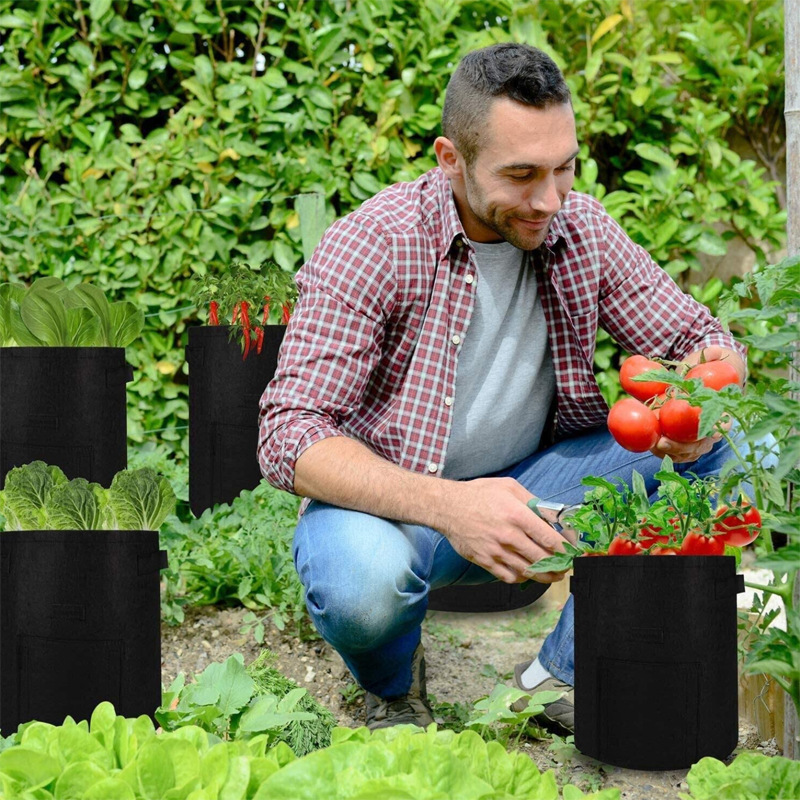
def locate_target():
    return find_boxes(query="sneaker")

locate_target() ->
[365,644,435,730]
[510,658,574,734]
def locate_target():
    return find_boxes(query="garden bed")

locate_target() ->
[160,587,780,799]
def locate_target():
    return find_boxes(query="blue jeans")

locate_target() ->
[293,427,750,699]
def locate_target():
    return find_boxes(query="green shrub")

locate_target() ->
[0,0,786,449]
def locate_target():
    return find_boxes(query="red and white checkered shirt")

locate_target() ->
[258,167,743,497]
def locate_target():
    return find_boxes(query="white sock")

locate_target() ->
[520,657,553,690]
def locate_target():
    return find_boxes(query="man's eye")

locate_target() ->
[557,164,576,173]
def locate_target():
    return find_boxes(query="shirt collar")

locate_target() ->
[435,169,470,254]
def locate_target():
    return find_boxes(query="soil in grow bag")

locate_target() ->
[0,348,132,488]
[572,555,744,771]
[0,530,165,734]
[187,325,285,517]
[427,580,548,612]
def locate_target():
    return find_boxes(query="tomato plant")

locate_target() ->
[714,503,762,547]
[680,530,725,556]
[607,398,661,452]
[685,361,740,391]
[620,356,670,402]
[658,397,701,443]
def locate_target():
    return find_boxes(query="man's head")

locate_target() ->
[441,43,572,169]
[435,43,578,250]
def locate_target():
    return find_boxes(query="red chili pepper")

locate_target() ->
[232,303,240,325]
[255,327,264,354]
[209,300,219,326]
[281,303,291,325]
[240,300,251,360]
[262,295,271,324]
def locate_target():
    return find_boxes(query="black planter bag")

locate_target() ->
[572,555,744,770]
[0,347,132,488]
[187,325,285,517]
[428,581,548,612]
[0,530,165,734]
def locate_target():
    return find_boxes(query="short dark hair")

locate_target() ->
[441,43,572,166]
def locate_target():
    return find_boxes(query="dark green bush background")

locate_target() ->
[0,0,786,459]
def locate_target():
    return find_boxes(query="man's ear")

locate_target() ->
[434,136,464,179]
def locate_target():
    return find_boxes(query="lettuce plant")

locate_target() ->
[0,462,175,532]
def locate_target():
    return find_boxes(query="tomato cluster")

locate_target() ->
[584,501,761,557]
[607,356,740,452]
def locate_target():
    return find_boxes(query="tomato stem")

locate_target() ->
[744,579,793,606]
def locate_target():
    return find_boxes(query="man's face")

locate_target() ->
[449,99,579,250]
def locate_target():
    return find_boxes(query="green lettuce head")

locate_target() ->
[0,461,67,530]
[107,467,176,530]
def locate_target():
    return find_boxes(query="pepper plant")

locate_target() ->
[191,262,297,360]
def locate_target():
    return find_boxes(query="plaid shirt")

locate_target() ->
[258,167,743,497]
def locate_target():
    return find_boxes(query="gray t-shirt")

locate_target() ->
[442,240,556,480]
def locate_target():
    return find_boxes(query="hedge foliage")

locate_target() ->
[0,0,787,455]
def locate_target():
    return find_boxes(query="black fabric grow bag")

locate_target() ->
[0,347,132,489]
[187,325,285,517]
[572,555,744,770]
[0,530,165,734]
[428,580,548,612]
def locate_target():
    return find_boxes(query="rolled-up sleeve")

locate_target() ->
[257,215,396,494]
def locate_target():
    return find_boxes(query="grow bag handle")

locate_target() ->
[137,549,169,575]
[106,363,135,387]
[716,573,745,600]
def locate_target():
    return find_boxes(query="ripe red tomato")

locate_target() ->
[713,504,762,547]
[651,547,680,555]
[608,536,645,556]
[620,356,670,402]
[608,398,661,452]
[680,531,725,556]
[658,397,701,443]
[685,361,740,391]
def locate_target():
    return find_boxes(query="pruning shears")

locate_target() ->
[526,497,582,545]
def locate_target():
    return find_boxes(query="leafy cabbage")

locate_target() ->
[0,461,67,530]
[0,462,175,531]
[43,478,107,531]
[107,467,176,530]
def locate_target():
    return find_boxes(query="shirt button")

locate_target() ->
[465,274,474,285]
[444,396,453,406]
[456,238,464,247]
[451,334,461,345]
[427,462,439,474]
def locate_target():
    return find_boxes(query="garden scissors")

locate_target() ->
[526,497,582,546]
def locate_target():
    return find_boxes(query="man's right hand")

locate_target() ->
[432,476,572,585]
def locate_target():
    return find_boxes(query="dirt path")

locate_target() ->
[161,583,780,799]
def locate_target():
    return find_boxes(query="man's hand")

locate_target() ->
[650,345,743,464]
[432,477,571,585]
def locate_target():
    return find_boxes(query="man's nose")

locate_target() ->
[527,174,562,216]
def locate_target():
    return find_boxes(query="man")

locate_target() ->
[257,43,746,732]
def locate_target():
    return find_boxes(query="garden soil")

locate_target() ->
[161,580,780,800]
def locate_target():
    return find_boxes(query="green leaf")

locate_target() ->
[633,143,675,169]
[72,283,112,345]
[89,0,112,19]
[108,301,145,347]
[66,307,103,346]
[19,287,69,346]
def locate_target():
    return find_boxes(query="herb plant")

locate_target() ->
[0,278,144,347]
[157,651,336,756]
